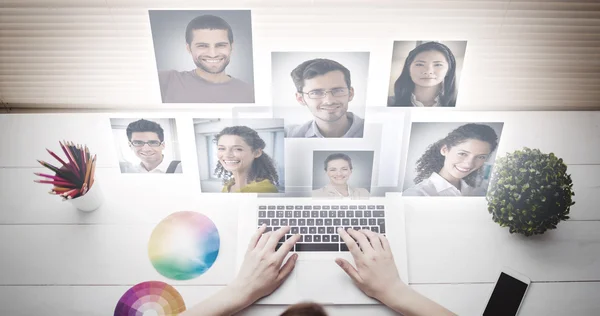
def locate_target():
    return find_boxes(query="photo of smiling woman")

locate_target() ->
[312,151,373,200]
[214,126,279,193]
[194,118,285,193]
[387,41,467,107]
[403,122,503,196]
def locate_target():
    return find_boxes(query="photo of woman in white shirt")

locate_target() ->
[313,153,370,199]
[403,123,500,196]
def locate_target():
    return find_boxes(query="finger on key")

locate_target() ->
[255,231,272,250]
[338,227,362,257]
[347,228,374,254]
[379,232,392,253]
[247,224,267,253]
[362,229,383,252]
[275,234,301,262]
[264,226,291,252]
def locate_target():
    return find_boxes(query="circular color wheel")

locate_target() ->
[148,211,220,280]
[114,281,186,316]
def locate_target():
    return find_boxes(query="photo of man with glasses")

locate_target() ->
[114,118,183,173]
[286,58,365,138]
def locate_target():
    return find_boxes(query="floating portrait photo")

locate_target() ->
[271,52,370,138]
[387,41,467,108]
[149,10,255,104]
[110,118,183,174]
[193,118,285,194]
[402,122,504,197]
[312,150,374,200]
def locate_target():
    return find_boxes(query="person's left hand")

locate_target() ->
[229,225,301,304]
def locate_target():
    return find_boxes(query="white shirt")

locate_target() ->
[403,172,485,196]
[312,184,370,200]
[285,112,364,138]
[411,93,440,107]
[120,156,182,174]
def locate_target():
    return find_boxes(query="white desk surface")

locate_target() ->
[1,112,599,316]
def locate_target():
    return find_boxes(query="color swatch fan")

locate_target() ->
[114,281,186,316]
[149,211,220,280]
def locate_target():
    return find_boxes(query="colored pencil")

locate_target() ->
[36,141,98,200]
[89,155,97,188]
[34,172,70,182]
[37,160,79,184]
[34,179,77,186]
[46,148,69,168]
[52,186,73,193]
[59,142,80,177]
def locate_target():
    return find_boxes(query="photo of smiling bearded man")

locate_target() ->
[150,10,255,103]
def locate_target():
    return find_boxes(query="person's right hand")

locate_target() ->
[335,228,408,303]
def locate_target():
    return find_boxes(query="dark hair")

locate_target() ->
[185,15,233,45]
[323,153,353,171]
[414,123,499,187]
[213,126,279,186]
[391,42,457,107]
[126,119,164,142]
[291,58,351,92]
[280,302,328,316]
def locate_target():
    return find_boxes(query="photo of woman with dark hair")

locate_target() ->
[214,126,279,193]
[388,41,466,108]
[312,153,370,199]
[404,123,501,196]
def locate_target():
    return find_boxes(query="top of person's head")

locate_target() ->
[185,14,234,45]
[442,123,499,152]
[407,41,455,63]
[393,41,458,107]
[279,302,328,316]
[323,153,353,171]
[126,119,164,142]
[290,58,351,92]
[214,125,266,151]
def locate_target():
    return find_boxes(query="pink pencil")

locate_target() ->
[34,172,70,182]
[35,179,77,187]
[59,140,81,174]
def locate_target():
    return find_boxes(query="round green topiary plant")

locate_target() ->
[486,147,575,236]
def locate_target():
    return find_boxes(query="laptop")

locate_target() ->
[235,193,408,305]
[235,108,409,305]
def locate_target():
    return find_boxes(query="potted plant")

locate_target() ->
[486,147,575,236]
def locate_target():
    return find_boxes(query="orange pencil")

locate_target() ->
[52,186,72,193]
[82,157,93,193]
[89,155,97,188]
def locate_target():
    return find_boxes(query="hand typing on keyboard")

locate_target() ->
[335,227,405,302]
[182,225,456,316]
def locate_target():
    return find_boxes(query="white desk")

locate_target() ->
[1,112,599,316]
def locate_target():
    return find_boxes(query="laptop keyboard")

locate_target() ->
[257,204,386,252]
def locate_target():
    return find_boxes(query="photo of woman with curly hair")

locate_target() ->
[403,122,503,196]
[194,118,284,193]
[214,126,280,193]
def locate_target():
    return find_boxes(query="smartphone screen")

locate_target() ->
[482,272,529,316]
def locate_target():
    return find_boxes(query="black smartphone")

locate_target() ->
[482,268,531,316]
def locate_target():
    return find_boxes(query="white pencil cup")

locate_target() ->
[69,182,104,212]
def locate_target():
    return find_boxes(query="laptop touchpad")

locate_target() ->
[295,260,375,304]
